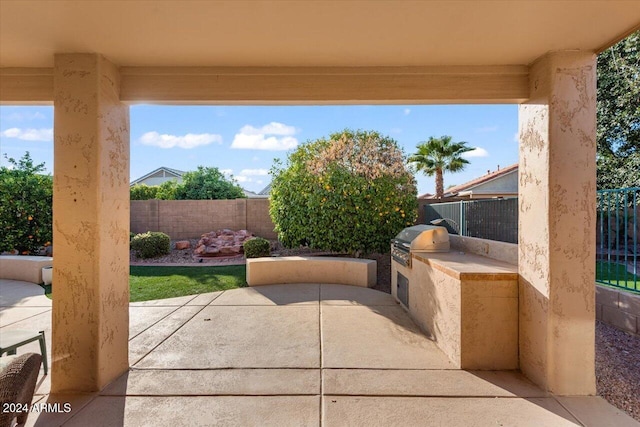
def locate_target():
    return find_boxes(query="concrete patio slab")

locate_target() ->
[102,369,320,396]
[321,305,455,369]
[1,282,635,426]
[323,369,547,397]
[24,393,98,427]
[186,291,224,306]
[129,294,197,307]
[210,283,319,306]
[62,396,320,427]
[0,279,49,307]
[129,306,204,365]
[322,396,581,426]
[320,284,397,306]
[33,371,50,396]
[129,306,179,337]
[135,306,320,369]
[0,307,51,327]
[556,396,640,427]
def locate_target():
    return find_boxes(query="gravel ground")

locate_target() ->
[596,321,640,420]
[133,240,640,420]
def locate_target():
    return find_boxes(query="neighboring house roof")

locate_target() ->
[130,166,185,186]
[424,163,519,199]
[258,183,272,196]
[243,189,268,199]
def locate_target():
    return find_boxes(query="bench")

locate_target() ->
[0,256,53,284]
[246,256,376,288]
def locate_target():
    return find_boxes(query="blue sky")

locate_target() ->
[0,104,519,195]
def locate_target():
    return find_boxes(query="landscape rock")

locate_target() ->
[194,229,254,257]
[175,240,191,250]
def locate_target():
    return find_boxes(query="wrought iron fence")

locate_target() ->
[424,198,518,244]
[597,187,640,292]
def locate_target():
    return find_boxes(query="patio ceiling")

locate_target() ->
[1,1,639,69]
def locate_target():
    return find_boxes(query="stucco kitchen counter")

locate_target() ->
[394,249,519,370]
[412,250,518,280]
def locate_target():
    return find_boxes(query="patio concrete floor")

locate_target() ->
[1,279,638,426]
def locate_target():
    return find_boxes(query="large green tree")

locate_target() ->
[408,135,473,199]
[597,31,639,189]
[0,152,53,254]
[175,166,246,200]
[130,167,245,200]
[270,129,417,254]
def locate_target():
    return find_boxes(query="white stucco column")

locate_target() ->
[52,54,130,392]
[518,51,596,395]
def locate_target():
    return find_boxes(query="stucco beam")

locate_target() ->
[0,68,53,104]
[119,66,529,104]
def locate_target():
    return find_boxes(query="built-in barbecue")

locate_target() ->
[390,225,450,268]
[391,225,450,308]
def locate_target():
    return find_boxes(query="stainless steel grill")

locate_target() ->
[390,225,450,267]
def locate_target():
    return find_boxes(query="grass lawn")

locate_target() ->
[44,265,247,302]
[596,260,640,292]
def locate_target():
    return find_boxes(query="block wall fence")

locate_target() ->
[596,284,640,336]
[131,199,277,240]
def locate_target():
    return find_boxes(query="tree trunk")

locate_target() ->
[435,168,444,199]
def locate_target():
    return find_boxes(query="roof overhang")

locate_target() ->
[1,1,638,104]
[2,1,638,68]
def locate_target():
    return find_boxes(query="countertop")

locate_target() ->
[411,250,518,280]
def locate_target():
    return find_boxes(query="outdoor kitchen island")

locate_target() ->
[392,238,518,371]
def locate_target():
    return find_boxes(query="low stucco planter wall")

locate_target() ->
[596,284,640,335]
[0,255,53,284]
[246,256,376,288]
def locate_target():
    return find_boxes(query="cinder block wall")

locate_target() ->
[596,284,640,335]
[131,199,277,240]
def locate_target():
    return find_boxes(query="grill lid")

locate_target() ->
[392,224,450,253]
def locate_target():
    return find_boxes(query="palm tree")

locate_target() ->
[408,135,474,199]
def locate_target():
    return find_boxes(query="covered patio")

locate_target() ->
[2,280,636,426]
[2,0,640,425]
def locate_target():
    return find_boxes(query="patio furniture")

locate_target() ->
[0,330,47,375]
[0,353,42,427]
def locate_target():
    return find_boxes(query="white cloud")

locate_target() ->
[403,108,411,116]
[1,127,53,141]
[475,125,499,133]
[462,147,489,158]
[231,122,298,150]
[139,131,222,149]
[221,168,269,185]
[4,112,47,121]
[239,168,268,176]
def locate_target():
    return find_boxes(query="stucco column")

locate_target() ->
[52,54,130,392]
[518,51,596,395]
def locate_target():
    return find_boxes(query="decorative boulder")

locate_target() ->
[175,240,191,250]
[194,229,255,257]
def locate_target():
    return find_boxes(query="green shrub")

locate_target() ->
[130,232,171,258]
[0,153,53,254]
[270,129,417,254]
[130,184,160,200]
[243,237,271,258]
